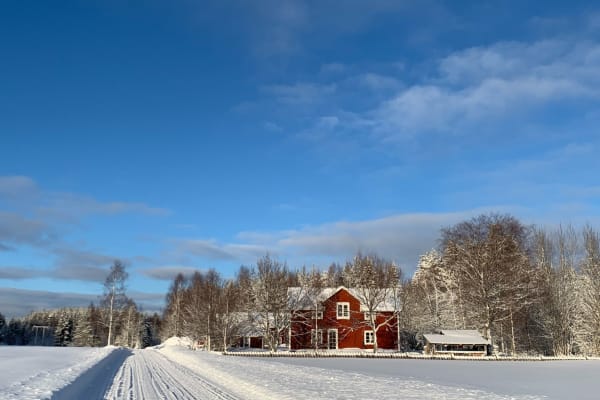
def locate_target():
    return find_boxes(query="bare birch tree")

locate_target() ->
[581,225,600,354]
[163,273,187,338]
[250,255,295,351]
[441,214,534,353]
[342,253,402,353]
[101,260,128,346]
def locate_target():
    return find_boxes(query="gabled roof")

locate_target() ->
[423,329,490,345]
[288,286,398,312]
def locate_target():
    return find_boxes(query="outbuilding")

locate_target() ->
[423,329,490,356]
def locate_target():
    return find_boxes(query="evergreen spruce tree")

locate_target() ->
[72,308,94,347]
[0,312,6,344]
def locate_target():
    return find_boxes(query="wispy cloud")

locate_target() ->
[0,267,44,280]
[51,248,117,282]
[0,211,55,249]
[0,287,98,318]
[259,35,600,150]
[0,175,168,283]
[0,176,38,200]
[0,249,118,283]
[175,208,504,272]
[0,287,165,318]
[177,239,268,262]
[262,83,336,105]
[372,39,600,139]
[217,0,428,59]
[141,265,201,280]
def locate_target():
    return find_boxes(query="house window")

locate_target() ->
[364,311,375,321]
[364,330,375,345]
[336,302,350,319]
[312,311,323,320]
[311,329,323,345]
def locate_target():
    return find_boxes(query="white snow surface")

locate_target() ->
[2,341,600,399]
[0,346,115,400]
[157,346,542,400]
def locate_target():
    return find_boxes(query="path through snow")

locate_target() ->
[105,350,239,400]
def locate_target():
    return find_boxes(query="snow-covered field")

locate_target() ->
[0,346,120,400]
[2,341,600,399]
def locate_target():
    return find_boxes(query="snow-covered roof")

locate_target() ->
[228,312,272,337]
[423,330,490,345]
[288,286,398,312]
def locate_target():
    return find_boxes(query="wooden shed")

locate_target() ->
[423,330,490,356]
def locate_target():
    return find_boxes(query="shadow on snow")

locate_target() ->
[51,348,132,400]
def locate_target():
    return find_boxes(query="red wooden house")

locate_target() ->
[288,286,398,351]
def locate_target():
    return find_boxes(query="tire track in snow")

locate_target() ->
[105,349,239,400]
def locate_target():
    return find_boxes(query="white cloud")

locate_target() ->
[320,62,348,75]
[372,39,600,138]
[0,176,38,200]
[0,287,165,318]
[0,211,54,248]
[177,239,268,262]
[262,83,336,105]
[265,37,600,146]
[353,73,402,91]
[0,267,44,280]
[375,76,589,137]
[177,208,503,273]
[0,287,97,318]
[141,265,201,280]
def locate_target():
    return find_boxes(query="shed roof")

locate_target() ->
[423,329,490,345]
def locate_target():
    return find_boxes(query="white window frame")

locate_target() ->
[312,311,323,320]
[328,329,338,350]
[311,329,323,345]
[364,330,375,345]
[364,311,375,321]
[336,302,350,319]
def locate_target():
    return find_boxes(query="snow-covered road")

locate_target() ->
[105,350,239,400]
[3,342,599,399]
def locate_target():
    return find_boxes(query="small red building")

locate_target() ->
[289,286,398,351]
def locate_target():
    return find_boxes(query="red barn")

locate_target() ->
[288,286,398,351]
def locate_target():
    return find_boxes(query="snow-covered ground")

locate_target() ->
[158,347,546,400]
[2,341,599,399]
[259,356,600,400]
[0,346,118,400]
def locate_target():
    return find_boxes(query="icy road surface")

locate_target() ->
[105,350,238,400]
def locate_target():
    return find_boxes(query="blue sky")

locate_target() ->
[2,0,600,317]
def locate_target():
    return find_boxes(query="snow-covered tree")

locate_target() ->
[72,308,95,347]
[295,266,326,351]
[250,255,295,352]
[580,225,600,355]
[412,249,462,332]
[342,253,402,353]
[54,309,74,346]
[101,260,129,346]
[115,299,140,348]
[530,226,584,355]
[163,273,187,338]
[440,214,535,353]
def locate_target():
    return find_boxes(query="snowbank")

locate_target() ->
[155,336,195,349]
[0,346,116,400]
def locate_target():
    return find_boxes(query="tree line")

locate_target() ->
[161,213,600,356]
[2,213,599,356]
[406,214,600,356]
[0,260,161,348]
